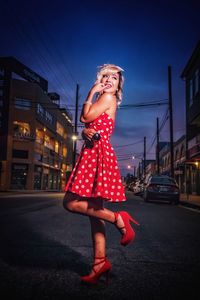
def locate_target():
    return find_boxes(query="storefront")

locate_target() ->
[187,137,200,195]
[10,163,28,189]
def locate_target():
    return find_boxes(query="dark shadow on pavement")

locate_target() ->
[0,212,89,275]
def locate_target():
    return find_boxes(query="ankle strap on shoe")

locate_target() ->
[92,257,107,273]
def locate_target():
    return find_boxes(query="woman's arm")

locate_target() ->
[80,82,116,123]
[80,92,116,123]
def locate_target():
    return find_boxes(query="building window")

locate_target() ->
[10,163,28,189]
[13,121,30,134]
[63,146,67,157]
[45,110,53,124]
[0,80,4,87]
[44,134,54,150]
[56,122,64,136]
[12,149,29,159]
[34,153,42,162]
[13,121,34,140]
[175,149,179,161]
[180,145,185,158]
[37,103,54,125]
[35,128,44,144]
[34,166,42,190]
[0,100,3,107]
[0,89,3,97]
[0,68,4,77]
[55,141,59,153]
[15,98,31,110]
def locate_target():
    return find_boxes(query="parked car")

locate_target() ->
[127,181,136,192]
[143,175,180,204]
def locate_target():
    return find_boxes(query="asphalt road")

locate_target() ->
[0,191,200,300]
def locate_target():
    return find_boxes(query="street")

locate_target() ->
[0,191,200,300]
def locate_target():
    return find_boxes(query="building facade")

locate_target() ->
[181,40,200,195]
[0,57,74,191]
[173,135,186,193]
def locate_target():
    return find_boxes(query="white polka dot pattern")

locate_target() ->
[65,112,126,202]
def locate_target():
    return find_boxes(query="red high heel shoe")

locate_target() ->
[81,257,112,285]
[114,211,140,246]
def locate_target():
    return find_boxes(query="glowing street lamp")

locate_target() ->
[72,134,78,141]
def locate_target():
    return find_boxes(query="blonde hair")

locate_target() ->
[95,64,124,106]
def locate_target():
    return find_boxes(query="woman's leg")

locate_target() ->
[63,192,137,246]
[88,216,106,275]
[63,192,116,223]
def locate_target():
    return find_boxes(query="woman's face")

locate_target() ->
[101,72,120,94]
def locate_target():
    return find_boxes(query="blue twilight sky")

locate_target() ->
[0,0,200,175]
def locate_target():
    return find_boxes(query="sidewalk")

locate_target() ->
[0,190,64,197]
[180,193,200,209]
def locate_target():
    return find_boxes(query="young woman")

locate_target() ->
[63,64,139,284]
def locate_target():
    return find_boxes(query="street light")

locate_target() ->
[72,133,78,168]
[72,134,78,141]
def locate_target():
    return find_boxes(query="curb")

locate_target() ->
[179,200,200,211]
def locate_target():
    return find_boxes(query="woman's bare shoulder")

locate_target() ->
[97,93,117,110]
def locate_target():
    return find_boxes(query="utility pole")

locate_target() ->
[73,84,79,168]
[168,66,174,178]
[134,166,136,177]
[156,117,160,175]
[143,136,146,180]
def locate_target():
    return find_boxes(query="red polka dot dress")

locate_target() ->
[65,112,126,202]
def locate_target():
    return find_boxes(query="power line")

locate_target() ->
[113,139,143,148]
[4,2,76,108]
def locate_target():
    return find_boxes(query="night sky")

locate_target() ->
[1,0,200,176]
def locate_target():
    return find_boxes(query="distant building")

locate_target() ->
[173,135,186,193]
[159,142,171,175]
[181,40,200,195]
[0,57,74,191]
[143,159,156,181]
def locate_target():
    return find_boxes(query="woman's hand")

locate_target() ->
[90,82,107,95]
[82,128,96,140]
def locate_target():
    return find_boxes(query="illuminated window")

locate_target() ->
[13,121,30,135]
[63,146,67,157]
[56,122,64,136]
[36,129,43,144]
[55,141,59,153]
[44,135,54,150]
[44,135,50,148]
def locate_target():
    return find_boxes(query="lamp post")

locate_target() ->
[72,134,78,168]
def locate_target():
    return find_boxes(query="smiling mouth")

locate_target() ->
[105,84,112,89]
